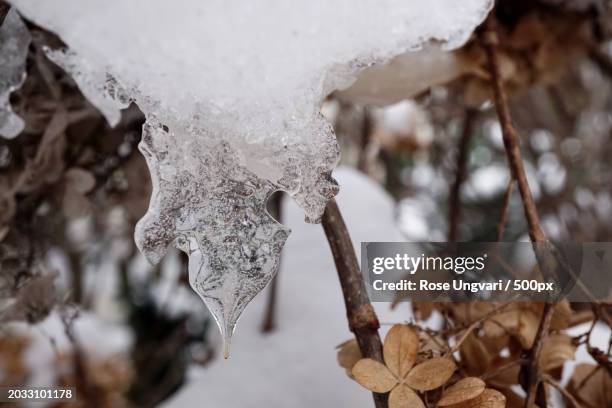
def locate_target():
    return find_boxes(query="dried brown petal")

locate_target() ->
[445,388,506,408]
[486,358,520,389]
[517,310,540,349]
[460,333,492,376]
[438,377,486,406]
[483,310,520,338]
[384,324,419,378]
[337,339,361,377]
[388,384,424,408]
[352,358,397,393]
[550,300,572,330]
[404,357,456,391]
[538,333,575,372]
[568,364,612,408]
[418,331,447,357]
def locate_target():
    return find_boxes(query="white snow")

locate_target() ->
[9,0,492,350]
[165,167,405,408]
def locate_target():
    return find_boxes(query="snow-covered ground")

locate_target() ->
[165,167,406,408]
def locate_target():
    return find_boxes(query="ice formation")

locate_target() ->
[9,0,491,354]
[0,9,30,139]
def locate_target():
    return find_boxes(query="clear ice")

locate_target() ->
[9,0,492,354]
[0,9,30,139]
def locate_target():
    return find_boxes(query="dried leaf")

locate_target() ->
[352,358,397,393]
[337,339,361,378]
[539,333,575,372]
[517,310,540,349]
[445,388,506,408]
[438,377,486,406]
[388,384,424,408]
[384,324,419,378]
[404,357,456,391]
[498,387,524,408]
[483,310,520,338]
[419,331,447,357]
[486,357,520,389]
[460,333,492,376]
[568,364,612,408]
[550,300,572,330]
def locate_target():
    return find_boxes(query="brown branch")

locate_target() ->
[524,303,555,406]
[542,374,583,408]
[357,107,373,172]
[448,109,476,241]
[481,19,546,244]
[321,198,387,408]
[480,358,528,381]
[496,179,514,241]
[481,16,554,408]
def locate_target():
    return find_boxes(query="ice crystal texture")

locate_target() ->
[10,0,491,353]
[0,9,30,139]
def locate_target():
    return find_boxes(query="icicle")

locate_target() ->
[135,119,293,349]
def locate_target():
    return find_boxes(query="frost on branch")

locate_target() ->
[10,0,492,353]
[0,9,29,139]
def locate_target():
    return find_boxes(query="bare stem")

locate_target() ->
[542,374,583,408]
[448,109,476,241]
[481,16,553,408]
[481,19,546,244]
[496,179,514,241]
[322,198,387,408]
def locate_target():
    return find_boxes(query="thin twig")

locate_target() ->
[542,374,583,408]
[524,303,555,406]
[481,21,546,244]
[321,198,387,408]
[448,109,477,241]
[480,358,528,381]
[447,303,511,355]
[357,107,372,172]
[496,179,514,241]
[481,16,553,408]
